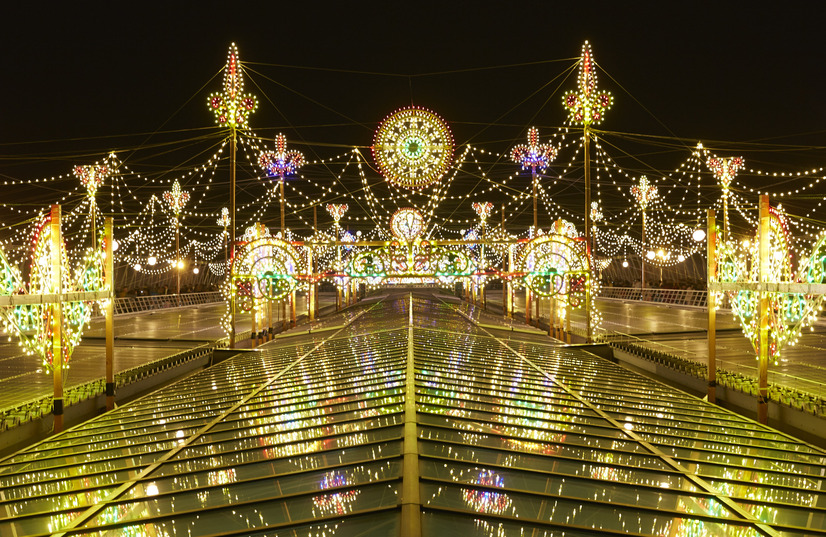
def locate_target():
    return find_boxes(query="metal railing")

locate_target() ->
[111,291,223,316]
[598,286,708,308]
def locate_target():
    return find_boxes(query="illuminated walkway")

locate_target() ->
[1,291,824,536]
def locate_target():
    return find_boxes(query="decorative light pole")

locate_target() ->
[327,203,348,311]
[472,201,494,308]
[707,156,743,241]
[74,161,112,249]
[208,43,257,349]
[631,176,658,292]
[511,128,556,235]
[563,41,613,255]
[208,43,257,254]
[163,179,190,301]
[259,133,305,235]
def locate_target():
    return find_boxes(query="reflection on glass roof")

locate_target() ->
[0,292,824,536]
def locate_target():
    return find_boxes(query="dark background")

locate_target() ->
[1,2,824,239]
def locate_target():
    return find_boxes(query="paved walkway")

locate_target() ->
[484,293,826,401]
[0,293,339,414]
[3,290,824,423]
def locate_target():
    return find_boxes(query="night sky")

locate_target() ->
[1,2,825,240]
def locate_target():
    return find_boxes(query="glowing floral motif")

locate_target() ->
[259,133,305,177]
[373,106,454,189]
[217,207,230,228]
[74,164,110,198]
[326,203,348,224]
[163,180,190,216]
[390,208,425,242]
[630,176,657,210]
[707,156,744,194]
[511,127,557,171]
[563,41,613,126]
[208,43,258,128]
[472,201,494,222]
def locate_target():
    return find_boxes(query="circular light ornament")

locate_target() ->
[390,208,425,242]
[692,229,706,242]
[372,106,454,189]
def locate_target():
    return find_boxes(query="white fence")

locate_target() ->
[599,286,708,308]
[111,291,223,316]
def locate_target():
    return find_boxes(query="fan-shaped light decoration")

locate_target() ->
[208,43,258,128]
[472,201,494,222]
[630,176,657,210]
[511,127,557,171]
[707,156,744,194]
[163,180,190,216]
[563,41,613,126]
[74,164,111,199]
[259,133,305,177]
[326,203,348,224]
[217,207,230,229]
[372,106,453,189]
[390,208,425,242]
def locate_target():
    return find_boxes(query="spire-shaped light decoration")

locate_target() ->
[563,41,613,126]
[630,176,657,210]
[707,156,744,196]
[326,203,348,224]
[217,207,230,229]
[511,127,557,170]
[472,201,494,222]
[259,133,305,177]
[208,43,258,128]
[74,163,111,199]
[163,179,190,216]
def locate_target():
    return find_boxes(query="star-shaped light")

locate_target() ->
[207,43,258,128]
[563,41,613,126]
[326,203,348,224]
[630,176,657,211]
[259,133,305,177]
[163,180,190,216]
[511,127,557,171]
[707,156,744,194]
[472,201,494,222]
[217,207,230,228]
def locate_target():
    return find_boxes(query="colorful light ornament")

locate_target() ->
[258,133,305,177]
[563,41,613,126]
[207,43,258,128]
[217,207,230,229]
[590,201,603,222]
[472,201,494,222]
[163,180,190,216]
[718,206,823,364]
[0,214,105,372]
[707,156,744,193]
[707,156,744,238]
[73,163,110,199]
[390,208,425,242]
[511,127,557,171]
[326,203,348,224]
[630,175,657,210]
[372,106,454,189]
